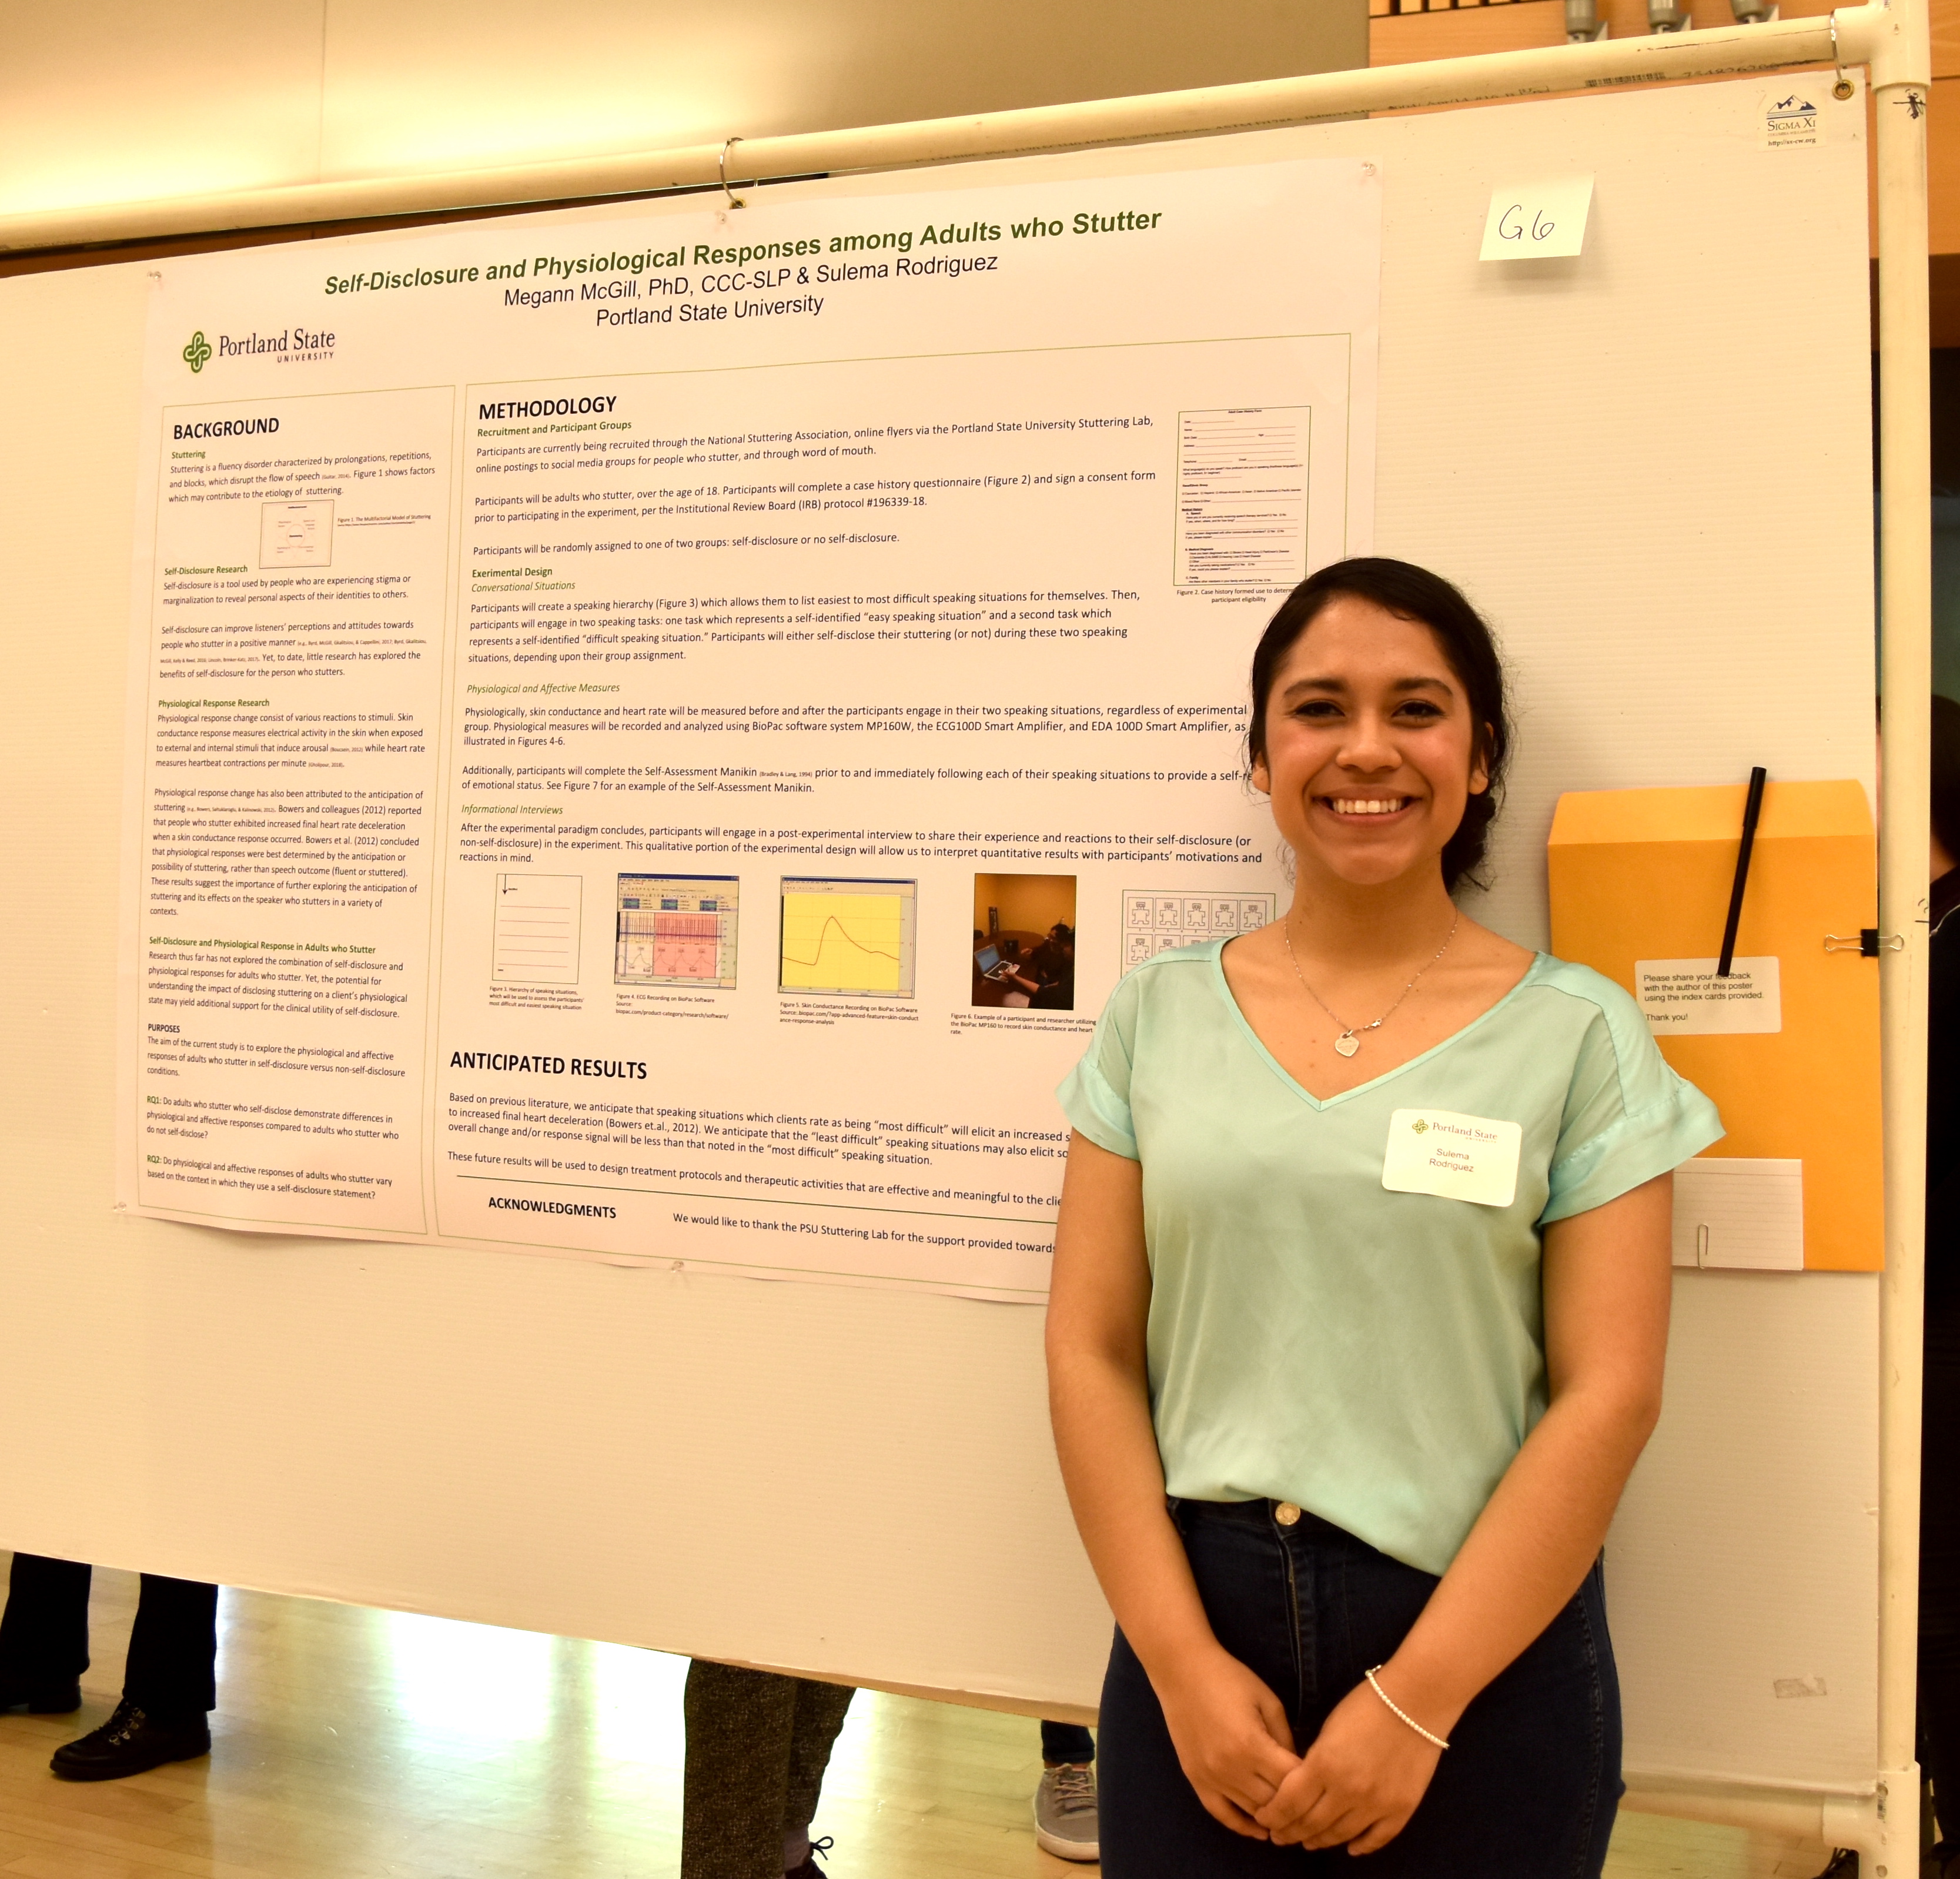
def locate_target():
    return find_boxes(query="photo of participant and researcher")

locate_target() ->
[971,872,1076,1011]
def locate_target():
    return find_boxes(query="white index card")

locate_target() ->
[1671,1157,1804,1271]
[1480,176,1594,260]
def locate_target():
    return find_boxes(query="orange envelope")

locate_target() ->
[1547,780,1882,1271]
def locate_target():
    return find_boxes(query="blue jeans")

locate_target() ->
[1100,1500,1622,1877]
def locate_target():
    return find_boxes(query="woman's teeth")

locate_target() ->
[1329,798,1406,816]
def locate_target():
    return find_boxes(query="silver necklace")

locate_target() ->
[1283,910,1460,1058]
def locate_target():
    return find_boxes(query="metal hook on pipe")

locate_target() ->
[720,138,746,210]
[1831,14,1856,99]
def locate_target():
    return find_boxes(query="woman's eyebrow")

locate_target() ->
[1277,673,1456,699]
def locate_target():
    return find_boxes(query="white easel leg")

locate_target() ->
[1872,0,1935,1866]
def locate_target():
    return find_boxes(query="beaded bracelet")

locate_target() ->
[1363,1666,1452,1751]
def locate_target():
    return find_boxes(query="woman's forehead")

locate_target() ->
[1273,617,1461,690]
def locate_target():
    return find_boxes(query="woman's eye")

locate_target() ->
[1295,700,1342,720]
[1396,701,1444,721]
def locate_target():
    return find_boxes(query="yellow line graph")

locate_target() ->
[780,891,907,994]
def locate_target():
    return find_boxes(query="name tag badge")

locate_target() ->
[1382,1108,1522,1208]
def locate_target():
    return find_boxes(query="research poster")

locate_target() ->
[118,158,1380,1299]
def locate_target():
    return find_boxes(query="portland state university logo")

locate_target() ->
[1410,1118,1430,1134]
[182,330,212,373]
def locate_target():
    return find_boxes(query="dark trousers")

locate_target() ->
[1099,1500,1621,1878]
[681,1660,854,1879]
[0,1554,219,1717]
[1042,1718,1096,1763]
[1924,1301,1960,1831]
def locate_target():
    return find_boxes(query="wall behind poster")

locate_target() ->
[0,80,1882,1788]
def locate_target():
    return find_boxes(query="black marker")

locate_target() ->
[1717,766,1768,978]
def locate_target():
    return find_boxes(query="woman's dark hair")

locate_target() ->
[1246,557,1511,893]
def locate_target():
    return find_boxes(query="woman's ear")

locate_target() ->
[1469,725,1494,797]
[1250,752,1271,796]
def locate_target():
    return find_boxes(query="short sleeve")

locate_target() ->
[1057,971,1143,1159]
[1540,975,1725,1224]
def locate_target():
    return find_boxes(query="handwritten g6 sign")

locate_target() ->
[1479,176,1594,260]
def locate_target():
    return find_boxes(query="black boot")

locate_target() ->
[49,1699,210,1781]
[0,1676,81,1714]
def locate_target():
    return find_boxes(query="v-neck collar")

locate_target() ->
[1206,937,1548,1112]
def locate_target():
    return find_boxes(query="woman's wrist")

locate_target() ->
[1366,1648,1475,1741]
[1129,1621,1238,1694]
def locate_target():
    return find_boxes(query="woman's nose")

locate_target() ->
[1338,716,1398,770]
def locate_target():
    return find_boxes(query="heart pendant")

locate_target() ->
[1334,1032,1360,1058]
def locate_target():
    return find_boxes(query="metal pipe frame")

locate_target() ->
[5,2,1932,1864]
[1870,0,1934,1868]
[0,4,1918,253]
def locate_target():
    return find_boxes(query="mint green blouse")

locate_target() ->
[1057,939,1722,1576]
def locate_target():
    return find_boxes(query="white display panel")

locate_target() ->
[0,79,1878,1790]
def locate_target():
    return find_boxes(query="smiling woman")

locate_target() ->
[1045,558,1724,1877]
[1247,560,1509,897]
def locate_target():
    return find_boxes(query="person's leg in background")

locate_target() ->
[123,1574,219,1717]
[1921,1299,1960,1865]
[0,1554,91,1713]
[684,1659,854,1879]
[780,1676,855,1876]
[51,1574,217,1780]
[1033,1718,1100,1863]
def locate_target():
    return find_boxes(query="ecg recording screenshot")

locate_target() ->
[615,874,740,988]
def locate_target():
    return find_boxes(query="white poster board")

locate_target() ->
[0,76,1878,1788]
[121,161,1379,1300]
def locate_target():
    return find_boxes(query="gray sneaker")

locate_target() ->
[1033,1761,1100,1862]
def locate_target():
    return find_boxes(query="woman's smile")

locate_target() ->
[1319,793,1418,818]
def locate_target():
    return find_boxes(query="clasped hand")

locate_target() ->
[1159,1652,1442,1855]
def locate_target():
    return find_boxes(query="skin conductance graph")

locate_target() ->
[779,878,918,998]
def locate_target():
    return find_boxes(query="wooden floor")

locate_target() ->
[0,1563,1856,1877]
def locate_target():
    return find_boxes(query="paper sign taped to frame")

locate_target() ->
[1480,176,1594,260]
[1635,957,1782,1035]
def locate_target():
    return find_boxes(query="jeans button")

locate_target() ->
[1275,1502,1302,1526]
